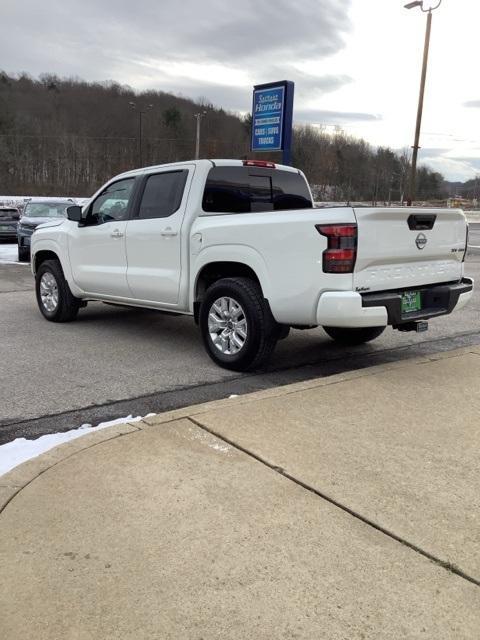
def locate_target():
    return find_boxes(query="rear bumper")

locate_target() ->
[317,292,388,327]
[362,278,473,326]
[316,278,473,328]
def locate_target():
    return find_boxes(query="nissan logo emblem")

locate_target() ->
[416,233,427,250]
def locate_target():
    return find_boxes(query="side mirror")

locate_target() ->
[67,205,82,222]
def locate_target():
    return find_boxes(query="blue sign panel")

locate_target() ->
[251,85,285,152]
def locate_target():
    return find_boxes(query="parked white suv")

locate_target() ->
[31,159,473,370]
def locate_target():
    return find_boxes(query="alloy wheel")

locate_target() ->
[39,272,59,313]
[208,296,248,355]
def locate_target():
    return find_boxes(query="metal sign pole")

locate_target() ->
[282,81,294,166]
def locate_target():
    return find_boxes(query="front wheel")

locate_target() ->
[199,277,278,371]
[35,259,80,322]
[323,325,385,345]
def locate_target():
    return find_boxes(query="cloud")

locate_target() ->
[176,0,351,60]
[416,147,452,158]
[164,83,251,112]
[420,156,480,182]
[0,0,352,81]
[295,109,382,125]
[135,73,354,114]
[263,68,353,97]
[0,0,355,127]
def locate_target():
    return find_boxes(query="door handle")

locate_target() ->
[160,227,178,237]
[110,229,124,238]
[407,214,436,231]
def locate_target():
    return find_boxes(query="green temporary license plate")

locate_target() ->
[401,291,422,314]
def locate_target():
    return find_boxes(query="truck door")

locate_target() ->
[125,167,193,305]
[68,177,136,297]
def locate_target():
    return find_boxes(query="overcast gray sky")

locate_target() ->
[1,0,479,181]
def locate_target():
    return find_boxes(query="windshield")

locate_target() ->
[23,203,70,218]
[0,209,19,219]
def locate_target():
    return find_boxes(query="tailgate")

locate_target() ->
[353,207,467,292]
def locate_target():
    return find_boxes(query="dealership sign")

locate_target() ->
[251,81,294,164]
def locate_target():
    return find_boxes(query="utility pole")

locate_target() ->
[129,102,153,166]
[194,111,207,160]
[404,0,442,205]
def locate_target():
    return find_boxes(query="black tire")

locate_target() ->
[323,325,386,345]
[199,277,278,371]
[18,246,30,262]
[35,259,80,322]
[275,324,290,341]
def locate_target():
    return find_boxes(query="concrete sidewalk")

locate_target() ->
[1,348,480,639]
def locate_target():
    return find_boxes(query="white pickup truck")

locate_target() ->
[31,159,473,370]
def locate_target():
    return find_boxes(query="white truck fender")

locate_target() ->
[190,244,273,309]
[31,238,84,298]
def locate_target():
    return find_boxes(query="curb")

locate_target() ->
[141,344,480,427]
[1,344,479,515]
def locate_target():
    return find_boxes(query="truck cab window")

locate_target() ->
[202,166,312,213]
[137,171,188,219]
[88,178,135,224]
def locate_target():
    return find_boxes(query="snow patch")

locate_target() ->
[187,425,232,454]
[0,415,144,477]
[209,441,231,453]
[0,243,26,265]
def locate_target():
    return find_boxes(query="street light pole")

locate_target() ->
[404,0,442,205]
[129,102,153,166]
[194,111,207,160]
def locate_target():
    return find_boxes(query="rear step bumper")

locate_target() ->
[316,278,473,328]
[361,278,474,326]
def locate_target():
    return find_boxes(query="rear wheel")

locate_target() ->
[199,277,278,371]
[35,259,80,322]
[323,325,385,345]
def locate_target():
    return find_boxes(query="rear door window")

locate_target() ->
[202,166,312,214]
[137,171,188,219]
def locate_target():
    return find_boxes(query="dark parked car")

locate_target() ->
[0,207,20,241]
[17,199,73,261]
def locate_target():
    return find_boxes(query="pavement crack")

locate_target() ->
[188,416,480,590]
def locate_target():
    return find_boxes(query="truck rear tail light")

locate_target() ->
[316,224,357,273]
[242,160,276,168]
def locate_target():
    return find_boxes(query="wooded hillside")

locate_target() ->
[0,72,446,201]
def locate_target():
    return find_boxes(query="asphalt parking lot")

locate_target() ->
[0,238,479,444]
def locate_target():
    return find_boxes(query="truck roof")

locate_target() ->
[115,159,300,180]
